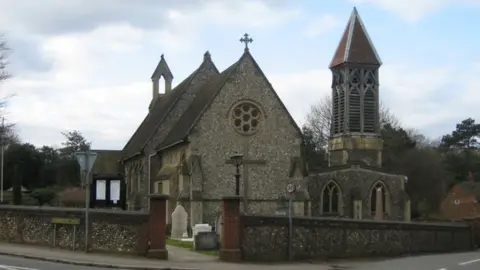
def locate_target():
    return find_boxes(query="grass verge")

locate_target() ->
[166,238,219,257]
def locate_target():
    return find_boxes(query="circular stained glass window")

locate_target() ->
[231,102,262,135]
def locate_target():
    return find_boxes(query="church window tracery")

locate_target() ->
[321,181,342,214]
[231,101,263,135]
[370,181,389,215]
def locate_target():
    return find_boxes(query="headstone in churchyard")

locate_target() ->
[194,231,219,251]
[215,215,222,235]
[171,205,188,239]
[193,223,212,237]
[215,214,223,241]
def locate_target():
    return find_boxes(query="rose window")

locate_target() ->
[231,102,262,135]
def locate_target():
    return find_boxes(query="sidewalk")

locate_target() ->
[0,243,334,270]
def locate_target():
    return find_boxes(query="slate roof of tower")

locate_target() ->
[121,55,219,160]
[329,7,382,68]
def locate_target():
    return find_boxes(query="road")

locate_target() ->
[0,255,130,270]
[1,251,480,270]
[343,251,480,270]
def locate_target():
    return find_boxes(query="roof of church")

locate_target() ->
[329,7,382,68]
[156,57,241,151]
[121,55,218,160]
[157,49,303,151]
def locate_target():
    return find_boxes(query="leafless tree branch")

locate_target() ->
[0,35,11,83]
[305,94,401,149]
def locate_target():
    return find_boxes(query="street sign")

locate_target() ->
[75,151,97,173]
[286,183,297,194]
[285,183,297,261]
[75,151,98,253]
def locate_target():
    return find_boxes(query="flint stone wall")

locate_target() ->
[0,205,149,255]
[240,215,474,261]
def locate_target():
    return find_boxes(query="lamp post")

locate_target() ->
[229,153,244,196]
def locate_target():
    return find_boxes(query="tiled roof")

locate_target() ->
[329,7,382,68]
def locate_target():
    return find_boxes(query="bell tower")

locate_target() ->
[328,7,383,168]
[149,54,174,111]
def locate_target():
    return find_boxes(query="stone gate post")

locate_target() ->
[147,194,169,259]
[220,196,242,262]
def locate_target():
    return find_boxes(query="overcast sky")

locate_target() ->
[0,0,479,149]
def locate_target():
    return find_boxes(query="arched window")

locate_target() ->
[349,88,361,132]
[364,90,375,132]
[322,181,341,214]
[370,182,388,215]
[339,89,345,133]
[333,89,339,134]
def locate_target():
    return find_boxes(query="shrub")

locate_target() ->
[30,188,56,206]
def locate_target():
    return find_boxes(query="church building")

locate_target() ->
[308,8,410,221]
[121,35,309,226]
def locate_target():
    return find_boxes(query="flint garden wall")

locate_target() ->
[219,197,475,262]
[0,194,169,258]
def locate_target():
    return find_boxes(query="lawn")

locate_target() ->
[166,238,219,257]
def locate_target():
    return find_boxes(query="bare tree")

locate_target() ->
[0,35,11,83]
[0,35,17,146]
[305,94,401,149]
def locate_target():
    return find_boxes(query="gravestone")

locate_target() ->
[193,223,212,237]
[194,231,219,251]
[215,215,222,234]
[171,205,188,239]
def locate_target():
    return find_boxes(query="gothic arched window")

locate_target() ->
[338,89,345,133]
[349,89,361,132]
[364,89,376,133]
[370,181,389,215]
[322,181,342,214]
[333,89,339,134]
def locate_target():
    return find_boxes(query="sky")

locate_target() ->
[0,0,479,150]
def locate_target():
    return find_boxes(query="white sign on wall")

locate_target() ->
[96,180,106,200]
[110,180,121,203]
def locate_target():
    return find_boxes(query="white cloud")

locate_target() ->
[304,14,340,37]
[349,0,449,22]
[2,1,300,149]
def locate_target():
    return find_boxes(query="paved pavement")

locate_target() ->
[0,243,332,270]
[0,254,126,270]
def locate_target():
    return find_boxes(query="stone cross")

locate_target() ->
[374,187,384,221]
[171,205,188,239]
[240,33,253,50]
[226,139,266,212]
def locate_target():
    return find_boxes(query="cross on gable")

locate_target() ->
[239,33,253,51]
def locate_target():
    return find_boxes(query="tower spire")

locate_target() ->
[329,7,382,68]
[327,8,383,168]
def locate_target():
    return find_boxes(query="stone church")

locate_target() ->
[308,8,411,221]
[120,36,309,226]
